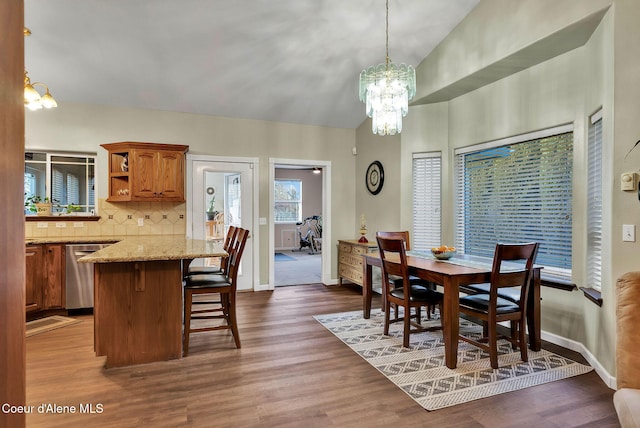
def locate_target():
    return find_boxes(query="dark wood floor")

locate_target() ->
[26,283,619,428]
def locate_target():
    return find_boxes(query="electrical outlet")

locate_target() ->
[623,224,636,242]
[137,218,144,226]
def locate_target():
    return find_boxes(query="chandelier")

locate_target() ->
[359,0,415,136]
[24,28,57,111]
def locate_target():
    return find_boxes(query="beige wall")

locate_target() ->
[356,0,640,379]
[25,104,356,285]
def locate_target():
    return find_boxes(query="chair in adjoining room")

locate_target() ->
[376,236,444,348]
[458,242,539,369]
[376,231,438,321]
[185,225,237,277]
[182,227,249,355]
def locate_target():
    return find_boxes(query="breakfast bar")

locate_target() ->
[79,236,226,368]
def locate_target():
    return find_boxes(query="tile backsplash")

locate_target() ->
[24,199,186,238]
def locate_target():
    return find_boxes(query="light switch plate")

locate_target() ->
[623,224,636,242]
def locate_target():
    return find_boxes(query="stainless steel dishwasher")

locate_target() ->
[65,243,111,310]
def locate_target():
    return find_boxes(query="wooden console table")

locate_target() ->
[337,239,378,286]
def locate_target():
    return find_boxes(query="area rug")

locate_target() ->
[314,309,593,411]
[275,252,296,262]
[26,315,81,337]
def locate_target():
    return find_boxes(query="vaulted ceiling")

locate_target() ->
[24,0,479,129]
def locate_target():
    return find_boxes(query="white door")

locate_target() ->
[189,159,254,291]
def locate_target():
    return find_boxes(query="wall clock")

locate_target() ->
[365,161,384,195]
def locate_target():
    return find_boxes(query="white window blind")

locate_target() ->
[587,110,603,290]
[412,152,441,251]
[454,127,573,278]
[24,152,96,214]
[274,179,302,223]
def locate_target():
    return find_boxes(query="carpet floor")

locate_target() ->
[314,309,593,411]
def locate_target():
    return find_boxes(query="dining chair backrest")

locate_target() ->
[376,231,412,251]
[226,228,249,288]
[376,236,412,300]
[223,225,237,251]
[490,242,539,308]
[219,226,238,274]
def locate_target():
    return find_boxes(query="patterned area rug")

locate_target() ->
[26,315,81,337]
[314,309,593,411]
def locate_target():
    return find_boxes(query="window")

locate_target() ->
[587,110,603,290]
[274,179,302,223]
[24,151,96,214]
[412,152,442,251]
[454,125,573,279]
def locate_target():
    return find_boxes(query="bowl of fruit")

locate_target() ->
[431,245,456,260]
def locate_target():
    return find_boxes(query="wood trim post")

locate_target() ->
[0,1,26,427]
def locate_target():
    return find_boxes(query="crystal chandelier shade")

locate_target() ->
[359,0,416,136]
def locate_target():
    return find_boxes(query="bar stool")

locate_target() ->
[183,228,249,355]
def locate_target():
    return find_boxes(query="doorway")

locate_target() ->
[187,155,258,291]
[269,158,332,288]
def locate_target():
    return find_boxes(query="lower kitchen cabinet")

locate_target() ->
[25,244,43,313]
[25,243,66,316]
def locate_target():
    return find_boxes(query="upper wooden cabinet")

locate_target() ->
[101,142,189,202]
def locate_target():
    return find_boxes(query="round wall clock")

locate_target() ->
[365,161,384,195]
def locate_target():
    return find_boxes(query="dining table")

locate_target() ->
[362,251,542,369]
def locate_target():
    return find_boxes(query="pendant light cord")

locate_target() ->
[385,0,390,67]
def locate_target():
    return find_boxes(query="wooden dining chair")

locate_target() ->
[376,231,438,321]
[182,227,249,355]
[458,242,539,369]
[376,236,444,348]
[186,225,237,277]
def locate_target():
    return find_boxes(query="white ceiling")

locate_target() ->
[24,0,479,129]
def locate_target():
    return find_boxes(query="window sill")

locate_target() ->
[25,215,101,222]
[541,275,576,292]
[579,287,603,307]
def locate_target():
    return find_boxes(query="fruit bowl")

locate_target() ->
[431,246,456,260]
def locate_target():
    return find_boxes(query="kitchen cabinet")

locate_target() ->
[25,243,66,315]
[43,244,65,309]
[101,142,189,202]
[25,244,43,312]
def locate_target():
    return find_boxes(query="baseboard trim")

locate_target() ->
[541,329,616,389]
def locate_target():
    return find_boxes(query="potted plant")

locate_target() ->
[206,196,217,220]
[65,203,83,215]
[24,195,54,216]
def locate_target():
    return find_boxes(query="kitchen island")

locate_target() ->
[79,236,226,368]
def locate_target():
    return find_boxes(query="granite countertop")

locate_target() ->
[76,236,226,263]
[26,235,125,245]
